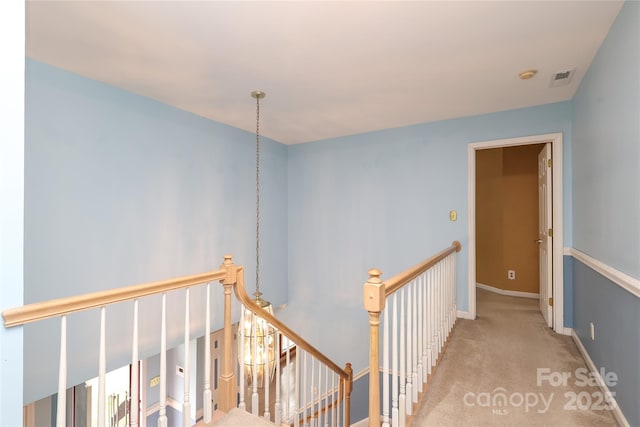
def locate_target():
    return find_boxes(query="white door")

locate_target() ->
[537,143,553,327]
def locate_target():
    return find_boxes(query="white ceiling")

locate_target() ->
[26,1,623,145]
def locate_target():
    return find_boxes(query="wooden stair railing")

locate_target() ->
[224,255,353,426]
[3,255,353,427]
[3,265,230,427]
[364,241,462,427]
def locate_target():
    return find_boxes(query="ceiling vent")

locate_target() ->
[549,69,575,87]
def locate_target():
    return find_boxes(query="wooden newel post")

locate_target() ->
[364,268,385,427]
[219,255,238,412]
[345,362,353,427]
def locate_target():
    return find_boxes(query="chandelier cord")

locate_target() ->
[255,93,261,298]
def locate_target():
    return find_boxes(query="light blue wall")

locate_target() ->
[0,1,25,425]
[285,102,573,373]
[571,2,640,426]
[23,59,288,404]
[572,0,640,279]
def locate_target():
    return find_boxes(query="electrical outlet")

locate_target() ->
[507,270,516,280]
[176,365,184,377]
[590,322,595,340]
[149,376,160,388]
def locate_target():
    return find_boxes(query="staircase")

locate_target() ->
[3,242,461,427]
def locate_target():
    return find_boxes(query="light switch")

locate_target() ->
[449,210,457,221]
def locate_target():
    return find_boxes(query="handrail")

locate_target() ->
[6,255,352,425]
[364,240,462,427]
[384,240,461,297]
[2,268,227,328]
[233,266,351,381]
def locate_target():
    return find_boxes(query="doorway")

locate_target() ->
[475,144,545,300]
[467,133,565,334]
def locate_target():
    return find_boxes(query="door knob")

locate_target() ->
[535,239,543,244]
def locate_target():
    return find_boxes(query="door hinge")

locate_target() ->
[548,158,552,168]
[548,228,553,237]
[549,297,554,306]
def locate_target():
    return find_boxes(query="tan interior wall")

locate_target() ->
[476,144,543,294]
[476,148,504,289]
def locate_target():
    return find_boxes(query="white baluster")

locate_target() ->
[56,315,67,427]
[439,261,445,353]
[451,254,456,332]
[324,364,329,427]
[158,293,167,427]
[449,256,454,332]
[449,254,454,332]
[443,260,447,340]
[406,284,413,416]
[251,314,259,416]
[399,289,406,427]
[427,267,433,375]
[332,373,337,427]
[412,282,418,404]
[452,252,457,325]
[337,376,341,427]
[445,258,450,334]
[203,284,212,422]
[302,351,307,427]
[183,288,191,427]
[440,260,446,341]
[98,307,106,427]
[238,305,246,411]
[315,361,321,427]
[417,276,424,393]
[342,381,347,424]
[432,267,437,362]
[318,363,323,427]
[435,263,441,356]
[433,265,438,358]
[285,342,291,423]
[421,273,428,383]
[131,299,139,427]
[443,257,449,336]
[444,257,450,337]
[294,349,301,427]
[392,293,399,427]
[264,324,271,422]
[275,331,281,425]
[382,303,390,427]
[310,357,315,427]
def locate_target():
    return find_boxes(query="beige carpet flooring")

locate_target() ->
[412,288,618,426]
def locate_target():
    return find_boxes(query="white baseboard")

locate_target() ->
[476,282,539,299]
[571,330,630,427]
[456,310,475,320]
[562,327,573,336]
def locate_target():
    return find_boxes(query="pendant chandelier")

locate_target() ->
[239,90,277,388]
